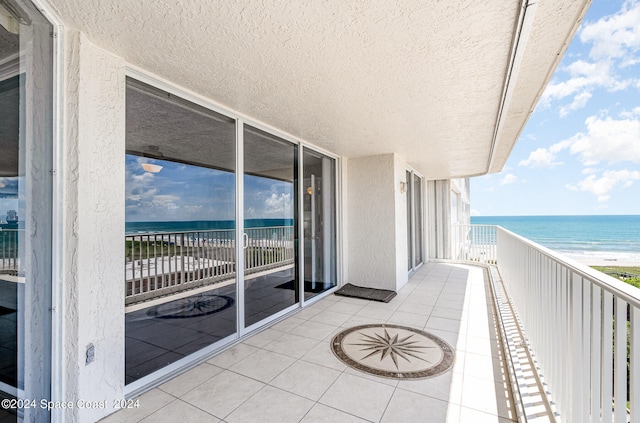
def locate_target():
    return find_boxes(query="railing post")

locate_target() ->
[614,298,627,423]
[631,305,640,422]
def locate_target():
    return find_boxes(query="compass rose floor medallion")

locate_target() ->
[331,324,455,379]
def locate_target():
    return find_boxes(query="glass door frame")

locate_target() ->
[123,70,341,375]
[406,168,424,274]
[237,120,302,335]
[236,120,342,334]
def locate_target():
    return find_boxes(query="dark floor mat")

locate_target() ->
[334,283,396,303]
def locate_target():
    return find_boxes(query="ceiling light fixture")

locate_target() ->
[141,163,163,173]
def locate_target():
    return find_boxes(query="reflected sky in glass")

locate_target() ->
[125,154,293,222]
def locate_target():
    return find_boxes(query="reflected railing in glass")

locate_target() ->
[125,226,294,305]
[0,229,20,275]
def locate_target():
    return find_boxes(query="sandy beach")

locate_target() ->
[574,258,640,267]
[565,253,640,268]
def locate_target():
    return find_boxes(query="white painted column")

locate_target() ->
[61,31,126,422]
[346,153,407,292]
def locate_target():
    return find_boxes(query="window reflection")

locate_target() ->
[124,80,237,384]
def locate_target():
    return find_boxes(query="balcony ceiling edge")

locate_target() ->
[47,0,591,181]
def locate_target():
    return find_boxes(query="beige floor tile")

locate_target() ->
[463,352,507,383]
[387,310,429,328]
[380,388,449,423]
[396,370,455,403]
[316,310,352,326]
[425,316,463,333]
[459,406,517,422]
[229,348,295,382]
[339,314,380,328]
[300,341,347,372]
[139,399,219,423]
[431,306,465,321]
[343,367,399,387]
[181,370,264,418]
[99,389,175,423]
[394,301,433,316]
[270,360,341,401]
[295,306,323,320]
[460,375,515,419]
[325,301,366,315]
[300,403,369,422]
[272,316,306,332]
[242,327,285,348]
[158,362,223,397]
[289,320,341,340]
[262,332,320,358]
[226,386,314,423]
[355,305,395,320]
[319,373,395,422]
[205,343,259,369]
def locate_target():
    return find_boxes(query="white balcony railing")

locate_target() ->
[125,226,294,305]
[451,224,497,264]
[452,224,639,421]
[495,226,639,422]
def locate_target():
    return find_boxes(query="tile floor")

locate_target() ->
[101,263,517,422]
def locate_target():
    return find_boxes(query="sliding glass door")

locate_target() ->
[125,79,237,384]
[242,126,298,328]
[407,170,424,272]
[303,149,337,300]
[0,1,53,421]
[124,79,338,385]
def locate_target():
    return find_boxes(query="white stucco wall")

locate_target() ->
[346,154,407,291]
[394,155,408,291]
[61,30,125,422]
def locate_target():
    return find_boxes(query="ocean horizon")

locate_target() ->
[125,218,294,234]
[471,214,640,263]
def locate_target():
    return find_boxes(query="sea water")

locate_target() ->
[471,215,640,262]
[125,218,294,234]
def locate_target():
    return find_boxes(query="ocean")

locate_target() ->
[471,215,640,263]
[125,218,294,234]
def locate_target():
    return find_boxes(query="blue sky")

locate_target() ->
[125,155,293,222]
[471,0,640,216]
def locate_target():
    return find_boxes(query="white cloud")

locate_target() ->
[579,1,640,61]
[470,208,481,216]
[582,167,598,174]
[540,2,640,116]
[620,106,640,118]
[559,91,592,117]
[568,169,640,202]
[564,115,640,165]
[542,60,621,105]
[499,173,518,185]
[264,192,293,215]
[519,147,562,168]
[545,115,640,167]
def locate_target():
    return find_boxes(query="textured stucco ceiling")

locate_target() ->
[49,0,590,179]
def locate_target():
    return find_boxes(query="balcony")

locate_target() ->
[2,223,638,422]
[105,260,515,422]
[100,225,640,422]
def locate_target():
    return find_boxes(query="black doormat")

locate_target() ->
[275,280,334,293]
[334,283,396,303]
[0,306,16,316]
